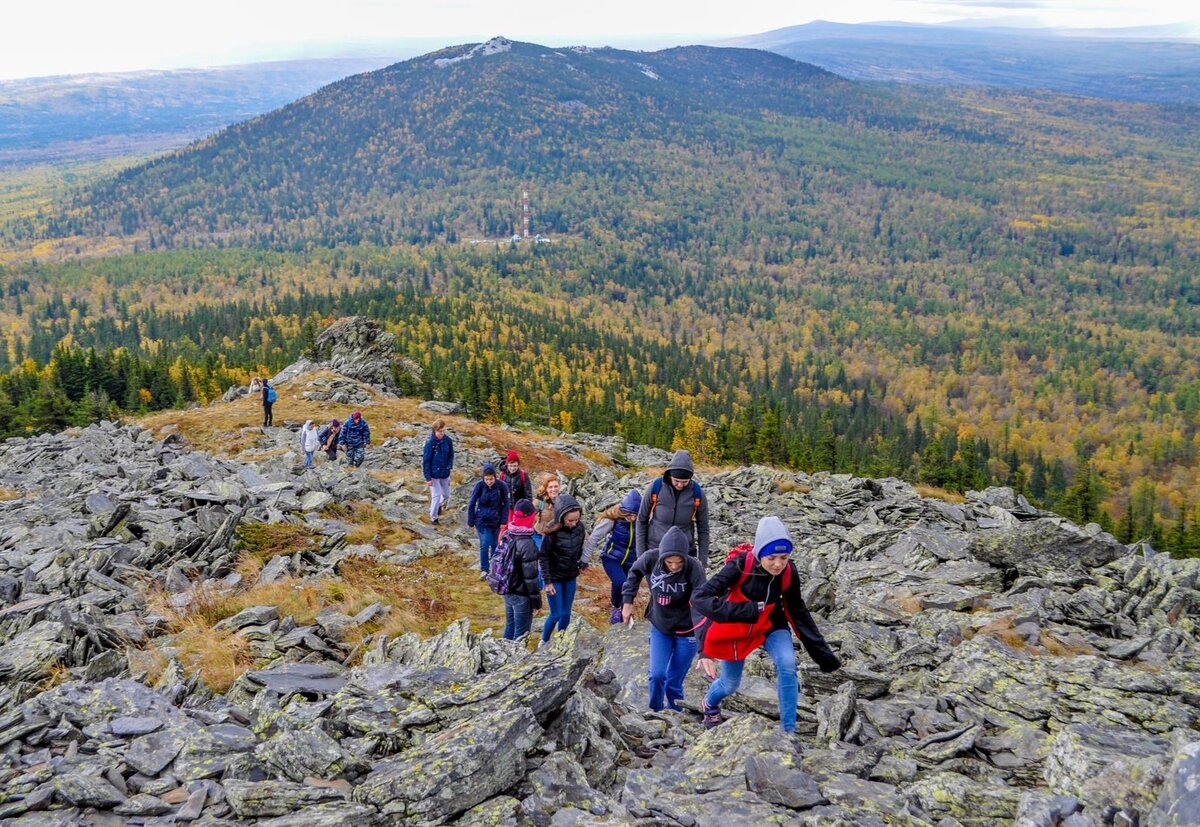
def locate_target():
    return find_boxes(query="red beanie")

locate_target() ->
[506,450,520,463]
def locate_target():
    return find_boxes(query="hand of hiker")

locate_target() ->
[621,604,634,625]
[697,658,718,679]
[545,583,556,597]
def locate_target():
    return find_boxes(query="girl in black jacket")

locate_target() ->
[538,493,587,645]
[693,516,840,733]
[621,526,706,711]
[499,499,542,641]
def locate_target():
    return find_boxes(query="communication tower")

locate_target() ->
[522,184,530,240]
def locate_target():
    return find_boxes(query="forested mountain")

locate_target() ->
[2,39,1199,551]
[722,21,1200,106]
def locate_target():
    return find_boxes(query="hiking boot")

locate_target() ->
[431,517,439,526]
[701,701,723,730]
[609,608,623,625]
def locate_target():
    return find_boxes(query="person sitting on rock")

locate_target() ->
[539,493,587,646]
[318,418,341,462]
[621,526,706,712]
[693,516,841,734]
[636,449,710,567]
[499,499,543,641]
[468,462,510,577]
[586,488,642,624]
[339,410,371,468]
[422,419,454,524]
[299,419,321,468]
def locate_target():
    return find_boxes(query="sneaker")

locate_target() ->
[701,701,723,730]
[431,517,439,525]
[609,608,623,625]
[478,571,487,580]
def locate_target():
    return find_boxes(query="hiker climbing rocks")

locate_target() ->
[636,449,710,567]
[621,526,705,711]
[299,420,321,468]
[339,410,371,468]
[487,499,543,641]
[422,419,454,524]
[318,418,341,462]
[468,462,510,576]
[539,493,587,646]
[693,516,841,734]
[587,488,642,624]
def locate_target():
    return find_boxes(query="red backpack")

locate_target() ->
[695,544,793,661]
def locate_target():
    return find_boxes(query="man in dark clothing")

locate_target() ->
[501,450,531,511]
[468,462,510,575]
[635,449,711,567]
[261,380,275,427]
[339,411,371,467]
[692,516,840,734]
[422,419,454,524]
[621,526,706,711]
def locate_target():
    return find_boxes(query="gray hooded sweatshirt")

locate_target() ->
[635,449,711,566]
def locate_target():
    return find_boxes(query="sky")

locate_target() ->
[2,0,1197,80]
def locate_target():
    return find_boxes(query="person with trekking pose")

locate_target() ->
[538,493,587,645]
[467,462,510,576]
[636,449,711,567]
[422,419,454,524]
[500,450,532,516]
[621,526,706,711]
[339,410,371,468]
[486,499,543,641]
[587,488,642,624]
[693,516,841,734]
[299,420,321,468]
[261,379,277,427]
[318,418,341,462]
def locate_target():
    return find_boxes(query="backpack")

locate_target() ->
[265,386,277,403]
[486,532,521,595]
[649,477,702,522]
[694,544,793,661]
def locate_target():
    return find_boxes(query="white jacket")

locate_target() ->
[300,421,322,453]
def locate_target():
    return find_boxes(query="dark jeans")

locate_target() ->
[541,577,578,642]
[602,556,632,609]
[262,402,273,426]
[477,525,499,572]
[648,626,698,711]
[503,593,533,640]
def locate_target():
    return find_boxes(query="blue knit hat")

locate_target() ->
[482,462,497,476]
[619,489,642,514]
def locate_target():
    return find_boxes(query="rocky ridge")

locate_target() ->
[0,377,1199,824]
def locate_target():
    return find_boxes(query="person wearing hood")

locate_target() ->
[587,488,643,624]
[538,492,587,645]
[497,499,543,641]
[621,526,706,712]
[339,410,371,468]
[299,420,321,468]
[635,449,711,567]
[468,462,510,576]
[692,516,841,734]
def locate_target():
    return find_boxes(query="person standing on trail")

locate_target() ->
[635,449,710,567]
[422,419,454,524]
[532,472,561,550]
[495,499,543,641]
[538,493,587,646]
[299,420,321,468]
[261,380,277,427]
[500,451,531,515]
[339,410,371,468]
[468,462,510,576]
[586,488,642,624]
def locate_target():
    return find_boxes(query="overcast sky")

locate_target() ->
[2,0,1197,80]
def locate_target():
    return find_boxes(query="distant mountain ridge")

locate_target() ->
[720,21,1200,105]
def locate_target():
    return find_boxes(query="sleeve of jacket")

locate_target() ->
[501,480,510,518]
[691,555,760,624]
[695,492,711,568]
[466,482,481,527]
[519,541,542,597]
[538,532,554,584]
[782,563,841,672]
[584,518,613,563]
[340,426,349,447]
[421,439,432,480]
[634,483,652,555]
[447,436,454,469]
[364,422,371,445]
[621,552,652,606]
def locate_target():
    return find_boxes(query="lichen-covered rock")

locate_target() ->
[967,519,1125,577]
[255,724,356,782]
[1150,740,1200,827]
[908,771,1023,825]
[224,779,346,818]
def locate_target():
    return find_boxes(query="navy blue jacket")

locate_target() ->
[422,434,454,480]
[339,418,371,449]
[468,479,510,529]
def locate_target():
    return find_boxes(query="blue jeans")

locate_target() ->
[503,593,533,640]
[602,556,632,609]
[704,628,799,733]
[477,525,499,572]
[541,578,578,642]
[649,626,697,711]
[304,450,314,467]
[345,445,365,467]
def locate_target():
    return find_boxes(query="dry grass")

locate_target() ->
[775,478,812,495]
[0,488,22,501]
[321,501,418,548]
[914,485,967,503]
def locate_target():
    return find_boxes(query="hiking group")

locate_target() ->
[250,377,373,469]
[485,446,842,733]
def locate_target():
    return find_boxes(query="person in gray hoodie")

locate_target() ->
[635,449,711,567]
[621,526,706,711]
